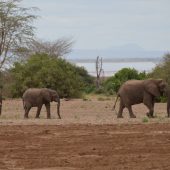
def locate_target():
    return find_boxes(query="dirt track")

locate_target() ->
[0,98,170,169]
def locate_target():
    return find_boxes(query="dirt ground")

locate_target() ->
[1,98,170,169]
[1,97,170,124]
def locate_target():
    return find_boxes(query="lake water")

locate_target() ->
[75,62,156,76]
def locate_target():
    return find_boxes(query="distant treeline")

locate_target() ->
[68,57,162,63]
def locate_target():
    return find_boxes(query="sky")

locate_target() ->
[22,0,170,51]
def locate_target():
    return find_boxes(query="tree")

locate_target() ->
[16,38,74,60]
[10,53,92,98]
[0,0,37,69]
[104,68,147,94]
[95,56,104,89]
[149,53,170,84]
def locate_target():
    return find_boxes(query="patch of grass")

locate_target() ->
[142,117,149,123]
[0,114,21,119]
[156,115,165,122]
[74,115,80,121]
[97,96,111,101]
[82,97,90,101]
[0,115,8,119]
[82,97,88,101]
[97,97,105,101]
[105,97,111,101]
[82,94,91,101]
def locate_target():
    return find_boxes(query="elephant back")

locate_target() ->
[118,80,145,105]
[119,80,144,94]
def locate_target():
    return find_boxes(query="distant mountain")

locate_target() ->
[67,44,166,60]
[108,43,144,51]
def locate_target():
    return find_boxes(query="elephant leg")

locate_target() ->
[167,96,170,117]
[117,99,124,118]
[45,103,51,119]
[144,101,154,118]
[24,106,31,119]
[167,102,170,118]
[127,106,136,118]
[35,105,42,118]
[143,93,154,118]
[168,108,170,118]
[150,98,155,117]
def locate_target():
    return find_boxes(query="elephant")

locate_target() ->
[22,88,61,119]
[113,79,168,118]
[166,87,170,117]
[0,94,2,115]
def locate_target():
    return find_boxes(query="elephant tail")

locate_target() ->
[22,98,26,109]
[112,94,119,111]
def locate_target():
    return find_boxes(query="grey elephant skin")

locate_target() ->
[0,94,2,115]
[166,87,170,117]
[22,88,61,119]
[113,79,168,118]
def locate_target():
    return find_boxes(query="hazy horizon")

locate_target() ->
[22,0,170,53]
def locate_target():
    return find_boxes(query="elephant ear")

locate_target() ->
[144,81,161,97]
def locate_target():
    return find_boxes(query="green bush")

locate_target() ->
[84,85,96,94]
[148,53,170,103]
[142,117,149,123]
[10,53,93,98]
[95,86,105,94]
[103,68,147,93]
[155,96,167,103]
[149,53,170,84]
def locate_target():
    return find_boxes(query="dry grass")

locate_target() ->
[0,97,169,125]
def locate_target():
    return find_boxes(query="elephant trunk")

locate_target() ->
[57,98,61,119]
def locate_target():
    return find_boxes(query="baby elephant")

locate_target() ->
[23,88,61,119]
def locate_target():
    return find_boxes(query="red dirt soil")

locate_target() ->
[0,124,170,170]
[0,99,170,169]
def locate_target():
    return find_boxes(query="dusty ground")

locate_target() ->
[0,97,170,124]
[0,98,170,169]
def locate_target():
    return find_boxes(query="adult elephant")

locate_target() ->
[166,87,170,117]
[23,88,61,119]
[113,79,168,118]
[0,94,2,115]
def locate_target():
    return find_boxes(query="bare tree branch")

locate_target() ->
[15,37,74,60]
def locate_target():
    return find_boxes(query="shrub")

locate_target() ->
[142,117,149,123]
[95,86,105,94]
[148,53,170,84]
[10,53,92,98]
[103,68,147,93]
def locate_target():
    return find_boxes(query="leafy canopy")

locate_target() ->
[149,53,170,84]
[104,68,146,94]
[11,53,92,98]
[0,0,37,68]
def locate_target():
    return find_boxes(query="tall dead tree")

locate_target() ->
[96,56,103,89]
